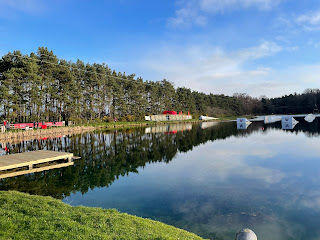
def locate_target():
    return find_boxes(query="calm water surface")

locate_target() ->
[1,120,320,240]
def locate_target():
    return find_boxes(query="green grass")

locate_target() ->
[0,191,206,240]
[216,115,253,121]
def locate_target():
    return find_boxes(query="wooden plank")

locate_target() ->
[0,150,74,171]
[0,162,74,179]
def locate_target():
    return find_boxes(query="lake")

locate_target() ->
[1,120,320,240]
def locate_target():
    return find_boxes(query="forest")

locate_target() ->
[0,47,261,123]
[0,47,318,123]
[261,89,320,114]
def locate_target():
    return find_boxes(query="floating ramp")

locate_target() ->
[237,118,252,129]
[281,116,299,130]
[199,115,219,120]
[0,150,77,179]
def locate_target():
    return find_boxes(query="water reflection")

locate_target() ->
[145,123,192,134]
[237,122,252,129]
[1,120,320,240]
[282,121,298,129]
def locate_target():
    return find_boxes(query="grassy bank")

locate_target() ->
[86,119,201,127]
[0,191,206,240]
[81,116,249,130]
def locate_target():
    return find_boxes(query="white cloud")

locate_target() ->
[296,11,320,25]
[199,0,282,12]
[138,41,294,97]
[308,39,320,48]
[235,41,282,60]
[168,4,207,28]
[295,10,320,31]
[168,0,206,28]
[168,0,283,28]
[136,39,320,97]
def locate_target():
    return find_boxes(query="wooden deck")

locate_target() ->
[0,150,76,179]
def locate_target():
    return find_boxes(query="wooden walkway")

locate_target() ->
[0,150,76,179]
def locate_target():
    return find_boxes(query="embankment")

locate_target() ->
[0,191,206,240]
[0,118,229,144]
[0,126,95,144]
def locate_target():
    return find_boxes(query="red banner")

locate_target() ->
[55,122,64,126]
[13,123,34,129]
[13,121,64,129]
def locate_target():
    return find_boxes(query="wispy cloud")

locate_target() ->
[138,41,287,97]
[168,6,207,28]
[168,0,283,28]
[0,0,45,18]
[136,40,320,97]
[295,10,320,31]
[199,0,282,12]
[167,0,207,28]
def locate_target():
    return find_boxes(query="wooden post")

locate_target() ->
[29,164,33,170]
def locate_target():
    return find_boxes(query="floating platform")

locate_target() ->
[0,150,77,179]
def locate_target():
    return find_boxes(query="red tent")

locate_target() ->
[162,111,177,115]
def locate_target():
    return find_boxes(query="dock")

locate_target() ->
[0,150,77,179]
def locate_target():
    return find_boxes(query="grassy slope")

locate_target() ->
[0,191,206,240]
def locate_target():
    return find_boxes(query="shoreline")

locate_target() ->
[0,191,206,240]
[0,118,239,144]
[87,117,238,129]
[0,126,96,144]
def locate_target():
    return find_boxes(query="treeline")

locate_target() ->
[2,47,316,123]
[0,47,261,123]
[261,89,320,114]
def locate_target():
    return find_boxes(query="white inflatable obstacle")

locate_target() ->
[282,116,299,129]
[237,118,252,129]
[199,115,219,120]
[264,115,282,124]
[235,229,258,240]
[304,113,316,123]
[237,118,251,123]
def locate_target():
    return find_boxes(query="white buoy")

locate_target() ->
[235,229,258,240]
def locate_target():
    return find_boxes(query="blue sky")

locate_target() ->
[1,0,320,97]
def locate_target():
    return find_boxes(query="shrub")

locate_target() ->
[125,115,136,122]
[103,116,114,122]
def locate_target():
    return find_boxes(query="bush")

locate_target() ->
[125,115,136,122]
[117,117,126,122]
[103,116,114,122]
[94,117,103,123]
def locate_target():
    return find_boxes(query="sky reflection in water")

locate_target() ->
[1,121,320,240]
[64,122,320,240]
